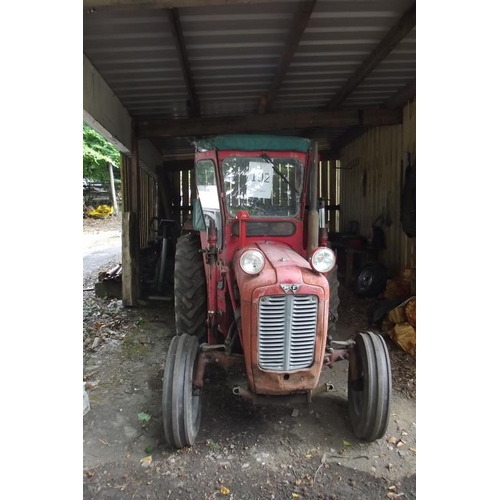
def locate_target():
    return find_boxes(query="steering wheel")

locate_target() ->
[249,206,269,216]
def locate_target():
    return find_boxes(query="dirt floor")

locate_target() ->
[83,215,416,500]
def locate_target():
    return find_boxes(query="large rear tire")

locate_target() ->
[348,331,391,441]
[162,334,202,448]
[174,233,207,340]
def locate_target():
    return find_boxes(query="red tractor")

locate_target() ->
[162,135,391,448]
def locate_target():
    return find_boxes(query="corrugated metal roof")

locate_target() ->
[83,0,416,160]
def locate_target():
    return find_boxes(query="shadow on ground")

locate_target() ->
[83,290,416,500]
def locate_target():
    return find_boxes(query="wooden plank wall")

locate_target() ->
[172,165,335,231]
[173,169,194,227]
[139,168,158,248]
[120,153,158,249]
[317,160,337,232]
[120,153,131,213]
[338,99,416,276]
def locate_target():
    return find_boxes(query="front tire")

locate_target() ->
[162,334,202,448]
[174,233,207,340]
[348,331,391,441]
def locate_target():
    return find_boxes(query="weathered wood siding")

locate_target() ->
[139,168,158,248]
[339,99,416,276]
[120,153,158,249]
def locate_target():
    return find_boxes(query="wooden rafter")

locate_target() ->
[138,108,402,138]
[258,0,316,114]
[84,0,285,10]
[161,159,194,171]
[385,79,416,110]
[167,8,200,118]
[328,2,416,110]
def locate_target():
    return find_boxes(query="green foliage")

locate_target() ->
[83,123,120,181]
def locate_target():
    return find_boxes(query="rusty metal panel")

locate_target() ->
[338,99,415,275]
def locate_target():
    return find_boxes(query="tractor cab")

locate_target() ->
[194,135,311,262]
[162,134,392,450]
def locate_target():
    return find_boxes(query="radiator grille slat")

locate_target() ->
[258,294,318,371]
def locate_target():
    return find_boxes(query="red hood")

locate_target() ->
[232,240,330,395]
[233,241,328,289]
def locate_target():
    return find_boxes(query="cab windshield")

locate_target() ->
[222,156,304,217]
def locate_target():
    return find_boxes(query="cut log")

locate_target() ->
[389,322,416,356]
[381,319,395,333]
[405,298,416,328]
[387,306,407,324]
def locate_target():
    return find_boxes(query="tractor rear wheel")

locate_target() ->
[348,331,391,441]
[327,267,340,341]
[162,334,202,448]
[174,233,207,340]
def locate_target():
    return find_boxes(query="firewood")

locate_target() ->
[405,298,416,328]
[381,319,395,332]
[387,306,407,324]
[389,322,416,356]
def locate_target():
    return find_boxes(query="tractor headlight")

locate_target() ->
[240,249,265,275]
[310,247,336,273]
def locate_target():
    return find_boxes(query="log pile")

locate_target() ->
[384,267,413,301]
[382,297,416,356]
[98,263,122,283]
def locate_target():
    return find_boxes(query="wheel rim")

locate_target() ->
[358,270,374,290]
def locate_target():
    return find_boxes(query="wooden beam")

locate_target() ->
[161,159,194,171]
[130,122,140,213]
[259,0,316,114]
[167,8,200,118]
[138,108,402,138]
[122,123,141,306]
[328,3,416,110]
[156,153,195,162]
[84,0,283,10]
[385,79,416,110]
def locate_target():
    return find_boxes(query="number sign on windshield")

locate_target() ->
[246,161,273,199]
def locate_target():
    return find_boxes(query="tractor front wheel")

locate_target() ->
[162,334,202,448]
[174,233,207,340]
[348,331,391,441]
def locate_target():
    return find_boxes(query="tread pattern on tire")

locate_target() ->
[163,334,201,448]
[348,331,391,441]
[174,233,207,340]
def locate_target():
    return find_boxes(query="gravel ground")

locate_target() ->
[83,216,416,499]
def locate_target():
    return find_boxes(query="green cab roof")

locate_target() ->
[195,135,311,153]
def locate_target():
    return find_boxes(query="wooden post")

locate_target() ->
[122,212,138,306]
[121,122,141,306]
[329,160,337,232]
[108,162,119,214]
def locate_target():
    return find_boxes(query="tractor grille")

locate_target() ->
[258,295,318,371]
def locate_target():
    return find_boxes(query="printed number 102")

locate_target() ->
[251,172,270,183]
